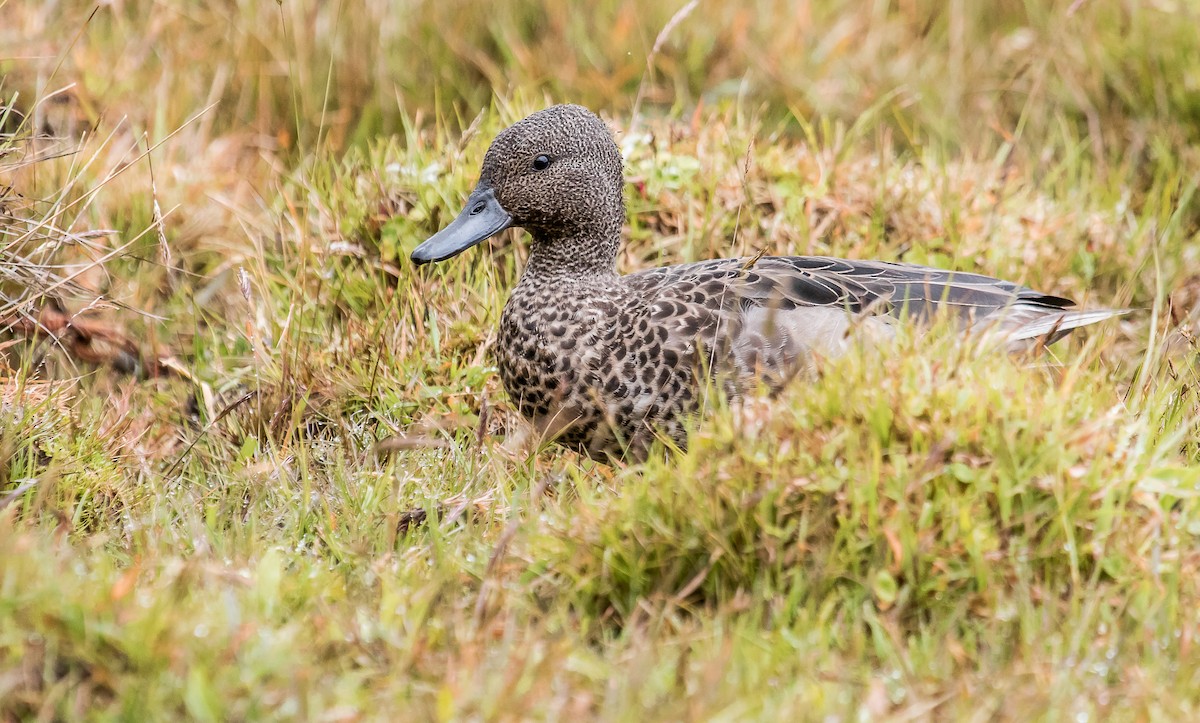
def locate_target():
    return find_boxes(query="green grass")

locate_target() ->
[2,0,1200,719]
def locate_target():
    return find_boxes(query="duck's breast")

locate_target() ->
[496,283,700,454]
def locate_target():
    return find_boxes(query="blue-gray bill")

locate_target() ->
[410,186,512,265]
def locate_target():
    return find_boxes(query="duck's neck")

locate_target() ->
[521,224,622,281]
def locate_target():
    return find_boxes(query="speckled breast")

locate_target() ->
[495,284,700,457]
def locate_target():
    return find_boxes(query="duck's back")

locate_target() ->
[627,255,1075,327]
[626,253,1110,358]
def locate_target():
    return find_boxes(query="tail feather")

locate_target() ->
[999,305,1129,346]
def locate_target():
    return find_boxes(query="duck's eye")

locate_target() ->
[531,154,551,171]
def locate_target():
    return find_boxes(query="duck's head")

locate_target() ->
[411,104,624,272]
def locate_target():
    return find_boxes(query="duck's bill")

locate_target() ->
[410,187,513,265]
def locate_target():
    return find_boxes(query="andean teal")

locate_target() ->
[412,104,1120,459]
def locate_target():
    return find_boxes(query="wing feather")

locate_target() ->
[624,255,1117,387]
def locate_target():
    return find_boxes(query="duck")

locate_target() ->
[411,104,1121,460]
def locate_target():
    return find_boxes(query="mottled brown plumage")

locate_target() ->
[412,104,1120,459]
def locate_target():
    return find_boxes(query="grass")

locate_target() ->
[2,0,1200,719]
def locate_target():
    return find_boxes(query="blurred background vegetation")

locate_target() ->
[6,0,1199,162]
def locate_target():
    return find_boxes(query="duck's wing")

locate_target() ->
[630,255,1073,317]
[626,256,1120,381]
